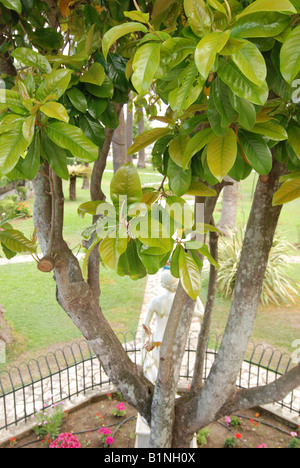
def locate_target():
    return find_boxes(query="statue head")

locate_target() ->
[160,271,179,293]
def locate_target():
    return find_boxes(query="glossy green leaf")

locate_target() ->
[77,200,107,218]
[169,134,190,167]
[182,128,214,170]
[79,115,105,148]
[0,122,28,175]
[99,235,128,270]
[218,60,268,105]
[110,162,143,206]
[67,87,88,113]
[288,122,300,157]
[251,121,288,141]
[132,43,161,96]
[36,69,73,103]
[231,40,267,86]
[30,28,63,52]
[117,239,147,280]
[41,132,69,180]
[187,181,217,197]
[168,158,192,196]
[280,25,300,85]
[22,114,35,144]
[238,130,273,175]
[179,248,201,300]
[102,22,148,59]
[12,48,51,73]
[169,62,204,112]
[230,12,290,39]
[236,0,296,19]
[80,62,106,86]
[273,176,300,205]
[87,96,108,119]
[46,121,98,163]
[0,229,36,254]
[184,0,212,37]
[127,127,171,156]
[195,31,231,81]
[21,132,40,180]
[124,10,150,23]
[85,76,114,99]
[40,102,69,123]
[0,0,22,14]
[229,93,256,130]
[207,128,238,182]
[210,78,238,129]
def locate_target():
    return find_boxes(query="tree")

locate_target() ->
[1,0,300,449]
[217,176,239,236]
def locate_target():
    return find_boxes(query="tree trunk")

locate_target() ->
[81,164,90,190]
[172,159,288,445]
[137,110,146,169]
[69,176,77,201]
[217,176,239,236]
[0,304,14,346]
[112,107,127,173]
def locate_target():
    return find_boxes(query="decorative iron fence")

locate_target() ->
[0,331,299,432]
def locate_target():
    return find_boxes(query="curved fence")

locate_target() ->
[0,331,299,432]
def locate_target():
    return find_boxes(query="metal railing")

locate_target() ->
[0,331,299,432]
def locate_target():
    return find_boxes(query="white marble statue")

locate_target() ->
[141,270,204,384]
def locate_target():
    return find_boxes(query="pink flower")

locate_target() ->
[257,443,267,448]
[291,432,298,438]
[225,416,231,427]
[49,433,81,449]
[106,436,114,446]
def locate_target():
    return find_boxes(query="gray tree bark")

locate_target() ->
[217,176,239,236]
[112,107,127,173]
[126,102,133,164]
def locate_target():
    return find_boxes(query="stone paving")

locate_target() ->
[0,271,300,444]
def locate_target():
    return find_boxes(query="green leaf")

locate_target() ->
[117,239,147,280]
[21,132,40,180]
[168,134,190,167]
[187,181,217,197]
[206,0,227,15]
[229,93,256,130]
[40,102,69,123]
[197,244,219,268]
[132,43,161,96]
[178,248,201,300]
[77,200,107,218]
[210,78,238,129]
[0,89,26,114]
[0,122,28,175]
[236,0,296,19]
[167,158,192,196]
[273,176,300,204]
[251,121,288,141]
[79,115,105,148]
[87,96,108,119]
[22,114,36,144]
[238,130,273,175]
[80,62,106,86]
[218,60,268,106]
[102,22,148,59]
[124,10,150,23]
[0,229,36,254]
[280,25,300,85]
[0,0,22,14]
[99,235,128,270]
[46,121,98,163]
[231,40,267,87]
[231,12,290,39]
[127,127,171,155]
[85,76,114,99]
[110,162,143,206]
[66,87,88,113]
[207,128,238,182]
[182,128,214,170]
[36,69,73,103]
[12,48,51,73]
[169,62,204,112]
[41,132,69,180]
[30,28,64,52]
[183,0,212,37]
[195,31,231,81]
[288,122,300,157]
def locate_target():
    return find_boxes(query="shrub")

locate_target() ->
[224,437,237,448]
[32,403,65,445]
[196,427,210,447]
[217,226,299,306]
[16,201,31,218]
[287,437,300,449]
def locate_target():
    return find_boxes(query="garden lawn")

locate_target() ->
[0,261,146,369]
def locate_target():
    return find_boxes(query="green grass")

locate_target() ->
[0,261,146,369]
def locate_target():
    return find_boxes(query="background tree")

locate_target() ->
[1,0,300,449]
